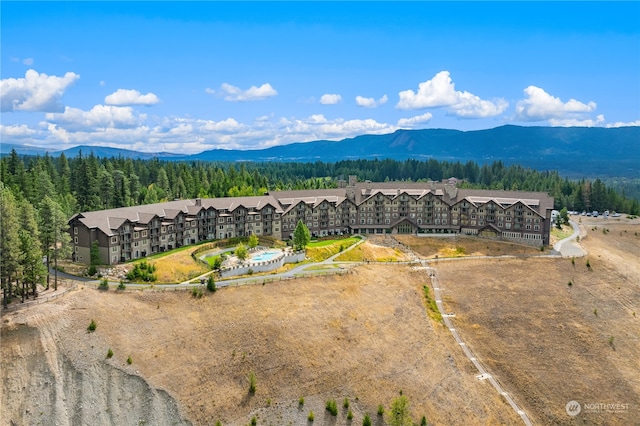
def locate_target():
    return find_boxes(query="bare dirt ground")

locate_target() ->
[434,216,640,425]
[2,265,520,426]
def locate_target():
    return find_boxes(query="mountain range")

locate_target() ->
[2,125,638,178]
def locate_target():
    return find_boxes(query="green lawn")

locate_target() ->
[307,236,361,248]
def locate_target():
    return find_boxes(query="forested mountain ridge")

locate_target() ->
[3,125,639,178]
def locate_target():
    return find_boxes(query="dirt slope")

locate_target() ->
[2,265,520,426]
[435,217,640,425]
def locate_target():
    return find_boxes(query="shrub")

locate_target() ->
[87,265,97,276]
[215,421,222,426]
[308,411,314,422]
[299,397,305,406]
[326,399,338,416]
[377,404,385,416]
[117,280,126,291]
[586,259,591,269]
[420,416,428,426]
[609,336,615,348]
[107,348,113,358]
[343,398,350,409]
[207,275,217,292]
[191,286,204,298]
[593,308,598,317]
[87,319,97,332]
[250,416,257,426]
[363,413,372,426]
[98,278,109,290]
[567,281,572,287]
[248,370,256,394]
[347,409,353,420]
[571,257,575,266]
[126,261,157,282]
[127,356,132,365]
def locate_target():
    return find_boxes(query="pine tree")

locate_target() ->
[18,199,46,301]
[1,185,22,307]
[293,220,311,251]
[39,196,71,290]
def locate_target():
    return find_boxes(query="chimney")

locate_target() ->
[195,198,201,206]
[348,175,358,187]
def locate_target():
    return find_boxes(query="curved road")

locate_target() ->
[553,219,586,258]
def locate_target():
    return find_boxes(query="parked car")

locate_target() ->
[612,212,622,217]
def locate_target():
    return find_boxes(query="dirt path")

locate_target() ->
[434,217,640,424]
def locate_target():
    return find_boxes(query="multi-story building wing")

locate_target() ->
[69,177,553,265]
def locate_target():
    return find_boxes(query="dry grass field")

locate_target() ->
[2,216,638,426]
[434,216,640,424]
[395,235,542,258]
[2,265,520,426]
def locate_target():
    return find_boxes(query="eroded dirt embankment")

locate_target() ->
[1,299,191,426]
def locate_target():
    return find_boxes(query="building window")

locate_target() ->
[141,230,147,237]
[134,232,139,239]
[111,236,118,244]
[112,246,118,252]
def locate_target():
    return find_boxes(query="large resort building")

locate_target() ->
[69,176,554,265]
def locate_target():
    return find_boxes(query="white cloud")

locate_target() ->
[105,89,159,105]
[396,71,507,118]
[23,58,34,66]
[516,86,597,121]
[45,105,144,130]
[397,113,433,128]
[1,69,79,112]
[9,112,396,154]
[0,124,36,138]
[606,120,640,128]
[99,81,106,86]
[356,94,388,108]
[549,114,605,127]
[213,82,278,101]
[320,94,342,105]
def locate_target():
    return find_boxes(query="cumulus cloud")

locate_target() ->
[105,89,159,105]
[0,124,37,138]
[210,83,278,101]
[549,114,605,127]
[320,94,342,105]
[45,105,144,130]
[515,86,597,121]
[356,94,388,108]
[1,69,79,112]
[10,112,396,154]
[396,71,507,118]
[397,113,433,128]
[606,120,640,128]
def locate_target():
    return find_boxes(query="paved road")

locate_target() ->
[553,219,587,258]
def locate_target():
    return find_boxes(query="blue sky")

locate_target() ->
[1,1,639,154]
